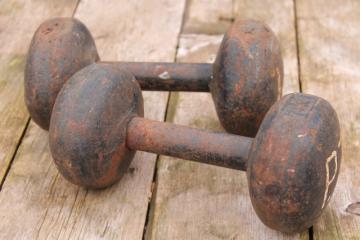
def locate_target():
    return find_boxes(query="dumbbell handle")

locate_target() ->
[103,62,212,91]
[127,117,252,171]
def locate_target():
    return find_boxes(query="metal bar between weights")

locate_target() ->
[126,117,252,171]
[112,62,212,91]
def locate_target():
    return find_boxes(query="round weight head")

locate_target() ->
[25,18,99,130]
[247,93,341,233]
[49,64,144,188]
[211,20,283,137]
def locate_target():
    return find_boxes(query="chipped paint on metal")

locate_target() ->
[158,71,170,79]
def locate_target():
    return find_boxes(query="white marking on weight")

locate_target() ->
[297,134,306,138]
[159,71,170,79]
[322,150,338,209]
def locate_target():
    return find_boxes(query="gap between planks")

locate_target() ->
[0,118,30,191]
[293,0,303,93]
[141,5,189,238]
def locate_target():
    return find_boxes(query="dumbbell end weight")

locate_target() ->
[211,19,283,137]
[248,93,341,233]
[25,18,99,130]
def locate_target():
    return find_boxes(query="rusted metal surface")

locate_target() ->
[25,18,99,130]
[49,63,341,233]
[114,62,211,91]
[49,64,143,188]
[248,93,341,233]
[25,17,283,136]
[211,19,283,137]
[127,117,251,170]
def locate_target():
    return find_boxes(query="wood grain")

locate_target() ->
[182,0,233,34]
[0,0,186,239]
[0,0,79,186]
[296,0,360,239]
[145,33,306,239]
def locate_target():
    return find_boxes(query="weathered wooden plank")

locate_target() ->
[0,0,186,239]
[0,0,79,186]
[145,0,307,239]
[296,0,360,239]
[182,0,233,34]
[146,33,306,239]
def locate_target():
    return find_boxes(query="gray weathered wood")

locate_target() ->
[146,33,307,239]
[296,0,360,239]
[146,0,307,239]
[0,0,186,239]
[0,0,79,186]
[182,0,233,34]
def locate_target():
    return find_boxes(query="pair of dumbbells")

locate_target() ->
[25,18,341,234]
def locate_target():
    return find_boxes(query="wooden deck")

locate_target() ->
[0,0,359,239]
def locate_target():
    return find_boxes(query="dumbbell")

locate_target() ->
[49,64,341,234]
[25,17,283,137]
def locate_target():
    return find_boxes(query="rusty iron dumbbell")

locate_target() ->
[25,17,283,137]
[49,64,341,234]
